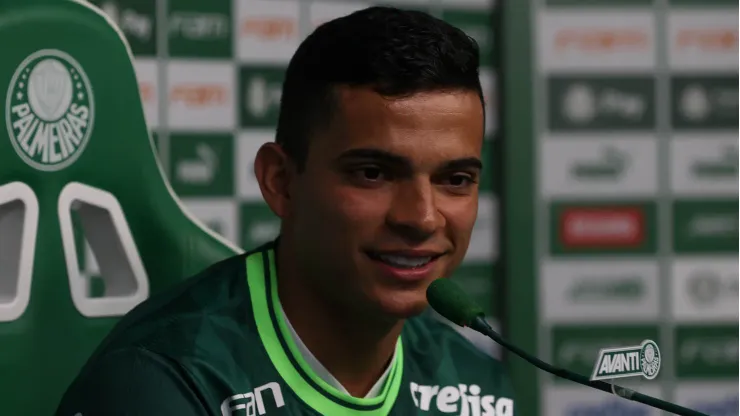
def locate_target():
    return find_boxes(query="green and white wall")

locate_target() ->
[504,0,738,415]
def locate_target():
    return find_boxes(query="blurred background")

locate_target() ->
[1,0,738,415]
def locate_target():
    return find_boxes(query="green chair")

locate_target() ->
[0,0,242,414]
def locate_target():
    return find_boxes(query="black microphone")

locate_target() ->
[426,278,708,416]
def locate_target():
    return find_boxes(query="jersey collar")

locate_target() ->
[276,299,397,398]
[246,248,404,416]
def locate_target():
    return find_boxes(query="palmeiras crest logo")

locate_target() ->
[640,340,660,379]
[5,49,95,171]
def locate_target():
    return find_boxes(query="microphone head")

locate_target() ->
[426,278,484,327]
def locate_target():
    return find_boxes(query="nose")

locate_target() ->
[386,179,444,242]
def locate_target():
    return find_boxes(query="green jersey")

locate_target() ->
[56,241,516,416]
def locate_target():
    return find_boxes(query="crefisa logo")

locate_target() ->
[591,339,661,381]
[5,49,95,171]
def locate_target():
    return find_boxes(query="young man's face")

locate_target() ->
[286,87,484,320]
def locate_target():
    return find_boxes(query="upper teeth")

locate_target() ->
[378,255,433,268]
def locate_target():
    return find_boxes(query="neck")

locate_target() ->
[275,240,402,398]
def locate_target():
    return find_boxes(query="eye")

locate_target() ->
[347,165,390,184]
[446,173,476,187]
[360,167,383,181]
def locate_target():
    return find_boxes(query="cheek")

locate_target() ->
[326,187,390,226]
[441,197,478,238]
[299,180,390,235]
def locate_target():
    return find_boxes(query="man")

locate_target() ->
[56,6,515,416]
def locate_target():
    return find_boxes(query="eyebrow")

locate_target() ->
[335,148,483,171]
[441,157,483,172]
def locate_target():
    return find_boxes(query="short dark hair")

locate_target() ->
[275,6,483,171]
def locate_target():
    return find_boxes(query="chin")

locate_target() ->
[373,290,430,320]
[358,261,447,320]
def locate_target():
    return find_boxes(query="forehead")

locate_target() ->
[318,87,484,159]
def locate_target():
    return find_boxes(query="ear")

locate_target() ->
[254,142,293,219]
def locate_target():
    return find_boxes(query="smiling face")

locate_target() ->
[262,87,484,321]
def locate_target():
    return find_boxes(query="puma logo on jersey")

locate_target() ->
[410,382,514,416]
[220,382,285,416]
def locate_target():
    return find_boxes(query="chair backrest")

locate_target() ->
[0,0,242,413]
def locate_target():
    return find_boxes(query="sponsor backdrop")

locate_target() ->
[518,0,738,415]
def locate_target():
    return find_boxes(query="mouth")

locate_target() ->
[366,251,442,269]
[365,250,445,282]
